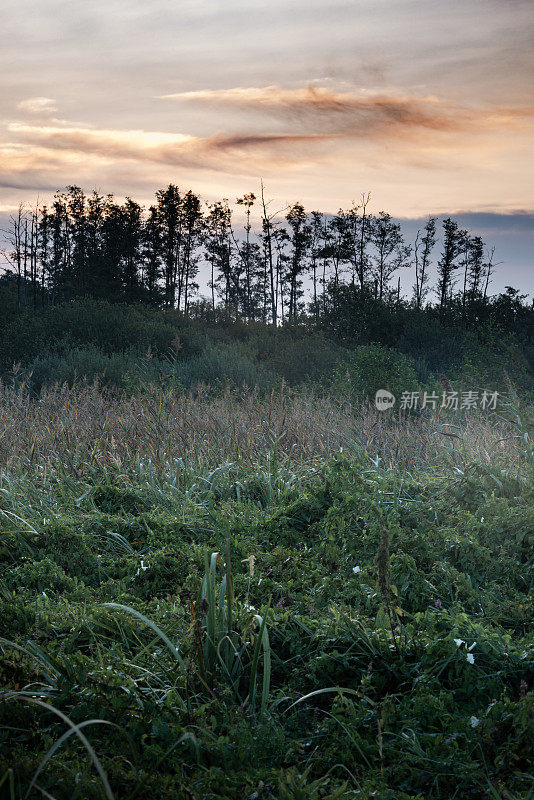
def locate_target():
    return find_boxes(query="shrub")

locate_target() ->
[252,329,344,385]
[24,346,139,392]
[0,298,203,371]
[333,343,421,403]
[171,341,277,390]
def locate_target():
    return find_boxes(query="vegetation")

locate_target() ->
[0,291,532,400]
[0,184,527,324]
[0,377,533,799]
[1,186,532,396]
[0,184,532,798]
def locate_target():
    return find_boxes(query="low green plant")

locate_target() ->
[0,394,532,799]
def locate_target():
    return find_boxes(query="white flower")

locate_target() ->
[134,559,149,577]
[352,566,361,574]
[454,638,465,647]
[468,641,476,651]
[466,653,475,664]
[470,716,480,728]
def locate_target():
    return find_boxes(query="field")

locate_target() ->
[0,382,532,800]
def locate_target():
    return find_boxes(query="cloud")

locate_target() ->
[203,131,332,152]
[0,124,333,190]
[17,97,58,115]
[7,124,196,161]
[3,87,533,197]
[1,84,533,220]
[161,85,534,137]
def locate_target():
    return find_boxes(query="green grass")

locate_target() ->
[0,392,533,799]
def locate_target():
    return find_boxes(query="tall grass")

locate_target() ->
[0,380,527,476]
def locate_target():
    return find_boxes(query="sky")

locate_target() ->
[1,0,533,293]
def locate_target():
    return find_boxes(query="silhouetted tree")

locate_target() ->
[259,181,278,325]
[437,218,463,313]
[285,203,311,321]
[1,183,513,340]
[142,205,163,306]
[413,217,436,309]
[370,212,411,301]
[155,184,183,308]
[235,193,256,319]
[178,190,203,314]
[205,200,234,311]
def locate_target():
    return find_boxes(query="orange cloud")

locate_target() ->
[4,87,532,194]
[1,86,533,215]
[162,85,534,137]
[0,124,333,187]
[4,123,331,169]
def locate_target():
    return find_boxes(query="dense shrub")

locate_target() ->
[171,341,277,390]
[0,297,532,400]
[333,343,421,402]
[24,346,141,392]
[0,299,203,370]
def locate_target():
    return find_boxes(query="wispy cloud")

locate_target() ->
[17,97,58,115]
[0,123,333,190]
[161,85,534,137]
[8,124,196,161]
[1,0,533,223]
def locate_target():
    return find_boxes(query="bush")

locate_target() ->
[333,343,421,403]
[253,329,344,385]
[0,298,204,371]
[171,341,277,390]
[24,346,141,392]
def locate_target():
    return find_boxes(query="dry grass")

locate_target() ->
[0,380,524,475]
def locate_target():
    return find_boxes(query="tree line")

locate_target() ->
[0,183,505,323]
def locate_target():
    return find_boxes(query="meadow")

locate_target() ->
[0,377,532,800]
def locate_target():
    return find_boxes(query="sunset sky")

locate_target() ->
[1,0,533,291]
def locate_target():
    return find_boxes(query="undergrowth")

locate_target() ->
[0,395,532,799]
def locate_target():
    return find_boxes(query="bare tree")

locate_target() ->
[2,205,26,308]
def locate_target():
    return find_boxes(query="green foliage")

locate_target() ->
[24,346,142,392]
[18,340,276,394]
[0,299,189,369]
[333,343,421,402]
[171,341,277,390]
[252,328,345,386]
[0,401,533,799]
[1,296,532,400]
